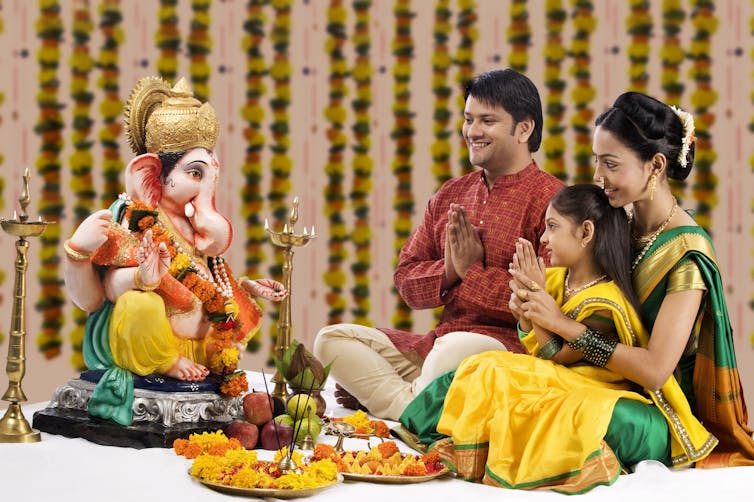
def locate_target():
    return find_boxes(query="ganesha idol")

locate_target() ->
[33,77,285,443]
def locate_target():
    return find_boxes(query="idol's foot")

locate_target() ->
[165,357,210,381]
[334,383,368,412]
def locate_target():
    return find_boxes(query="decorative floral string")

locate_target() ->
[34,0,65,359]
[542,0,568,181]
[750,3,754,350]
[688,0,718,232]
[430,0,452,190]
[97,0,124,207]
[568,0,597,184]
[267,0,293,357]
[67,0,96,370]
[188,0,212,102]
[155,0,180,84]
[430,0,453,324]
[507,0,530,73]
[454,0,477,176]
[322,0,348,325]
[240,0,268,353]
[391,0,414,331]
[0,9,5,346]
[350,0,373,326]
[661,0,687,203]
[626,0,651,93]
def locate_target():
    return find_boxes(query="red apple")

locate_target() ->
[242,392,274,426]
[226,420,259,449]
[260,420,294,451]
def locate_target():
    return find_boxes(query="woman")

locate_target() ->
[399,93,754,492]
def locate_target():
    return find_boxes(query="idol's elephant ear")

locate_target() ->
[125,153,163,208]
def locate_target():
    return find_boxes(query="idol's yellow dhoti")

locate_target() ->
[109,290,207,376]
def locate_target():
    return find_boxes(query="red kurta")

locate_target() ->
[381,163,564,362]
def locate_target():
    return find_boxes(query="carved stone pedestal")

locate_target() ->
[32,377,243,448]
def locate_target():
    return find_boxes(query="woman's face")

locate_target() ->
[539,205,586,268]
[592,126,652,208]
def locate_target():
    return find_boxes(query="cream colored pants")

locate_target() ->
[313,324,506,421]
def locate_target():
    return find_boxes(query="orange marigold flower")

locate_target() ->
[138,216,155,230]
[421,451,441,467]
[220,373,248,397]
[182,272,199,289]
[205,294,226,314]
[372,420,390,438]
[313,443,337,461]
[377,441,399,459]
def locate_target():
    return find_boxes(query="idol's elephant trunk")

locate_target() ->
[189,190,233,257]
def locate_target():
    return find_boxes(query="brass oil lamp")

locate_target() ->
[0,168,52,443]
[264,196,315,400]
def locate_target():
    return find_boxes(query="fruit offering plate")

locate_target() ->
[190,470,344,499]
[310,442,451,484]
[340,467,450,484]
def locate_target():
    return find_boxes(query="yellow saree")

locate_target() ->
[434,268,714,493]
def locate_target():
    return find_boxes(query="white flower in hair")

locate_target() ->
[670,105,695,168]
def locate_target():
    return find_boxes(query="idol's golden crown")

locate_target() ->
[123,76,219,155]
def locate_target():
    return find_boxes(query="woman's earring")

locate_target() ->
[649,173,657,201]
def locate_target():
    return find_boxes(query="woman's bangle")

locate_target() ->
[134,268,160,291]
[566,327,596,351]
[63,239,93,262]
[567,327,618,367]
[539,336,564,360]
[581,333,618,367]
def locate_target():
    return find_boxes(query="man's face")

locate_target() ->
[462,95,519,172]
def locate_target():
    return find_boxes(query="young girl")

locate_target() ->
[399,183,713,493]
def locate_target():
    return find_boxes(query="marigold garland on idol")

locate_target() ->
[265,196,316,400]
[0,169,52,443]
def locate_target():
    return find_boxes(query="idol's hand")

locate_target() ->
[136,229,170,287]
[68,209,112,253]
[448,204,484,279]
[242,278,288,302]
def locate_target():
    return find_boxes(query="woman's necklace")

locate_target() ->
[631,199,678,271]
[564,271,608,299]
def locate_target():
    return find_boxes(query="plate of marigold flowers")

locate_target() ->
[310,441,450,484]
[325,410,391,438]
[175,431,342,498]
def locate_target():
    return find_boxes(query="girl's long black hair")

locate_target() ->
[550,184,641,314]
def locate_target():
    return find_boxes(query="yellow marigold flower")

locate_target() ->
[542,136,566,153]
[691,15,718,33]
[573,13,597,33]
[169,253,191,276]
[571,86,596,104]
[508,52,528,68]
[690,88,718,109]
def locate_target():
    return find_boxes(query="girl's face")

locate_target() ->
[592,126,653,208]
[540,205,587,268]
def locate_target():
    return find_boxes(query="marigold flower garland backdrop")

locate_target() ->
[0,1,751,425]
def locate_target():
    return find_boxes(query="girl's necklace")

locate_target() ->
[631,200,678,271]
[564,272,608,299]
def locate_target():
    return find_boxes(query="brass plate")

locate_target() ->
[190,471,343,498]
[341,467,450,484]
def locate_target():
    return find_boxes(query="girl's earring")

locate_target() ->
[649,173,657,201]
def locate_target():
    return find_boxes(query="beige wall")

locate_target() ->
[0,1,752,425]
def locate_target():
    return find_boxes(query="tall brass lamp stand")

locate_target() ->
[264,197,315,400]
[0,169,50,443]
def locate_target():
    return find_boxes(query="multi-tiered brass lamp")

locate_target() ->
[0,168,51,443]
[264,197,316,400]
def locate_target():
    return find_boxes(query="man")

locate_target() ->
[313,69,564,420]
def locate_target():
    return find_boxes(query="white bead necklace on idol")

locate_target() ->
[171,239,233,301]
